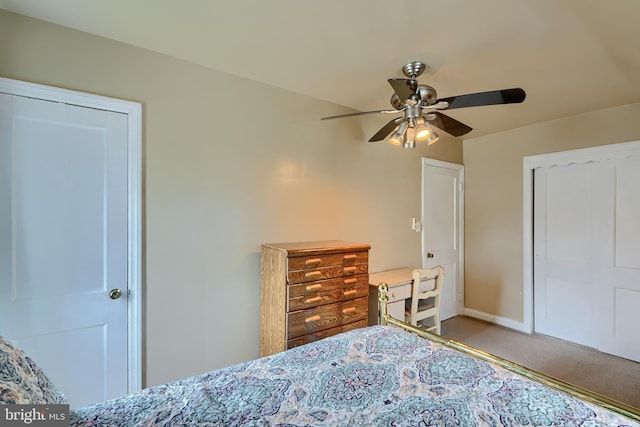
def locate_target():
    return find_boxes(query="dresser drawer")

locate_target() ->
[287,279,369,311]
[287,296,368,340]
[287,251,368,271]
[287,263,368,284]
[286,319,368,350]
[288,275,369,298]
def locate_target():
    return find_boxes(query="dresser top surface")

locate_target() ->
[261,240,370,256]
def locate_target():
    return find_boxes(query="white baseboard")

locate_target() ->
[462,308,530,334]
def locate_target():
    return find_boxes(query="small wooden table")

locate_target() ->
[367,267,415,325]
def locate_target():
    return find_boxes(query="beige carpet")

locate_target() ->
[441,316,640,409]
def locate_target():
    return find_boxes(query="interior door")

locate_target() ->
[421,159,464,320]
[0,91,129,407]
[534,158,640,362]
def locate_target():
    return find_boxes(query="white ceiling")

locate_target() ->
[2,0,640,138]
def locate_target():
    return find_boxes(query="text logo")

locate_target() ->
[2,405,69,426]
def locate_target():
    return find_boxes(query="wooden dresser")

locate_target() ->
[260,240,370,356]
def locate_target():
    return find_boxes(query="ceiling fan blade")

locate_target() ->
[369,118,401,142]
[429,112,473,137]
[388,78,415,102]
[438,88,526,110]
[321,109,400,120]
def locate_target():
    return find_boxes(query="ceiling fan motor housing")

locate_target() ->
[418,85,437,105]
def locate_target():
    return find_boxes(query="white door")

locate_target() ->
[421,158,464,320]
[533,162,604,349]
[603,158,640,361]
[534,158,640,362]
[0,88,136,407]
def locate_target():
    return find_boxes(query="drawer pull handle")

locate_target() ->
[305,258,322,266]
[304,296,322,304]
[342,307,356,314]
[305,271,322,279]
[305,315,321,323]
[343,266,357,274]
[305,284,322,292]
[343,278,357,285]
[343,254,357,261]
[343,289,357,296]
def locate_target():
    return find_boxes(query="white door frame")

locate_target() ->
[522,140,640,334]
[421,157,464,318]
[0,77,142,393]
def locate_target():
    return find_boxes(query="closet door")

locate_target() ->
[534,158,640,362]
[533,162,606,349]
[601,158,640,361]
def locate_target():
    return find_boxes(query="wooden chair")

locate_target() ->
[404,266,444,334]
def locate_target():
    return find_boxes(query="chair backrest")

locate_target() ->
[408,266,444,332]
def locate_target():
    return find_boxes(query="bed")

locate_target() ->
[3,284,640,426]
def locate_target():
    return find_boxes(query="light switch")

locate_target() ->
[411,217,422,232]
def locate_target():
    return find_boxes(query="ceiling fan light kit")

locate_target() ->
[321,61,526,148]
[389,121,408,146]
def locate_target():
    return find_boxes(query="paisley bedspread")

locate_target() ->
[69,325,639,426]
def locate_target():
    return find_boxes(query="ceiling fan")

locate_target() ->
[321,61,526,148]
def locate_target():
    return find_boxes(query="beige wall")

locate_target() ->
[464,102,640,324]
[0,10,462,387]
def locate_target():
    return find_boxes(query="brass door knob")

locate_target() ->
[427,253,434,258]
[109,289,122,300]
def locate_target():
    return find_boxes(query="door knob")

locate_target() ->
[427,253,434,258]
[109,288,122,300]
